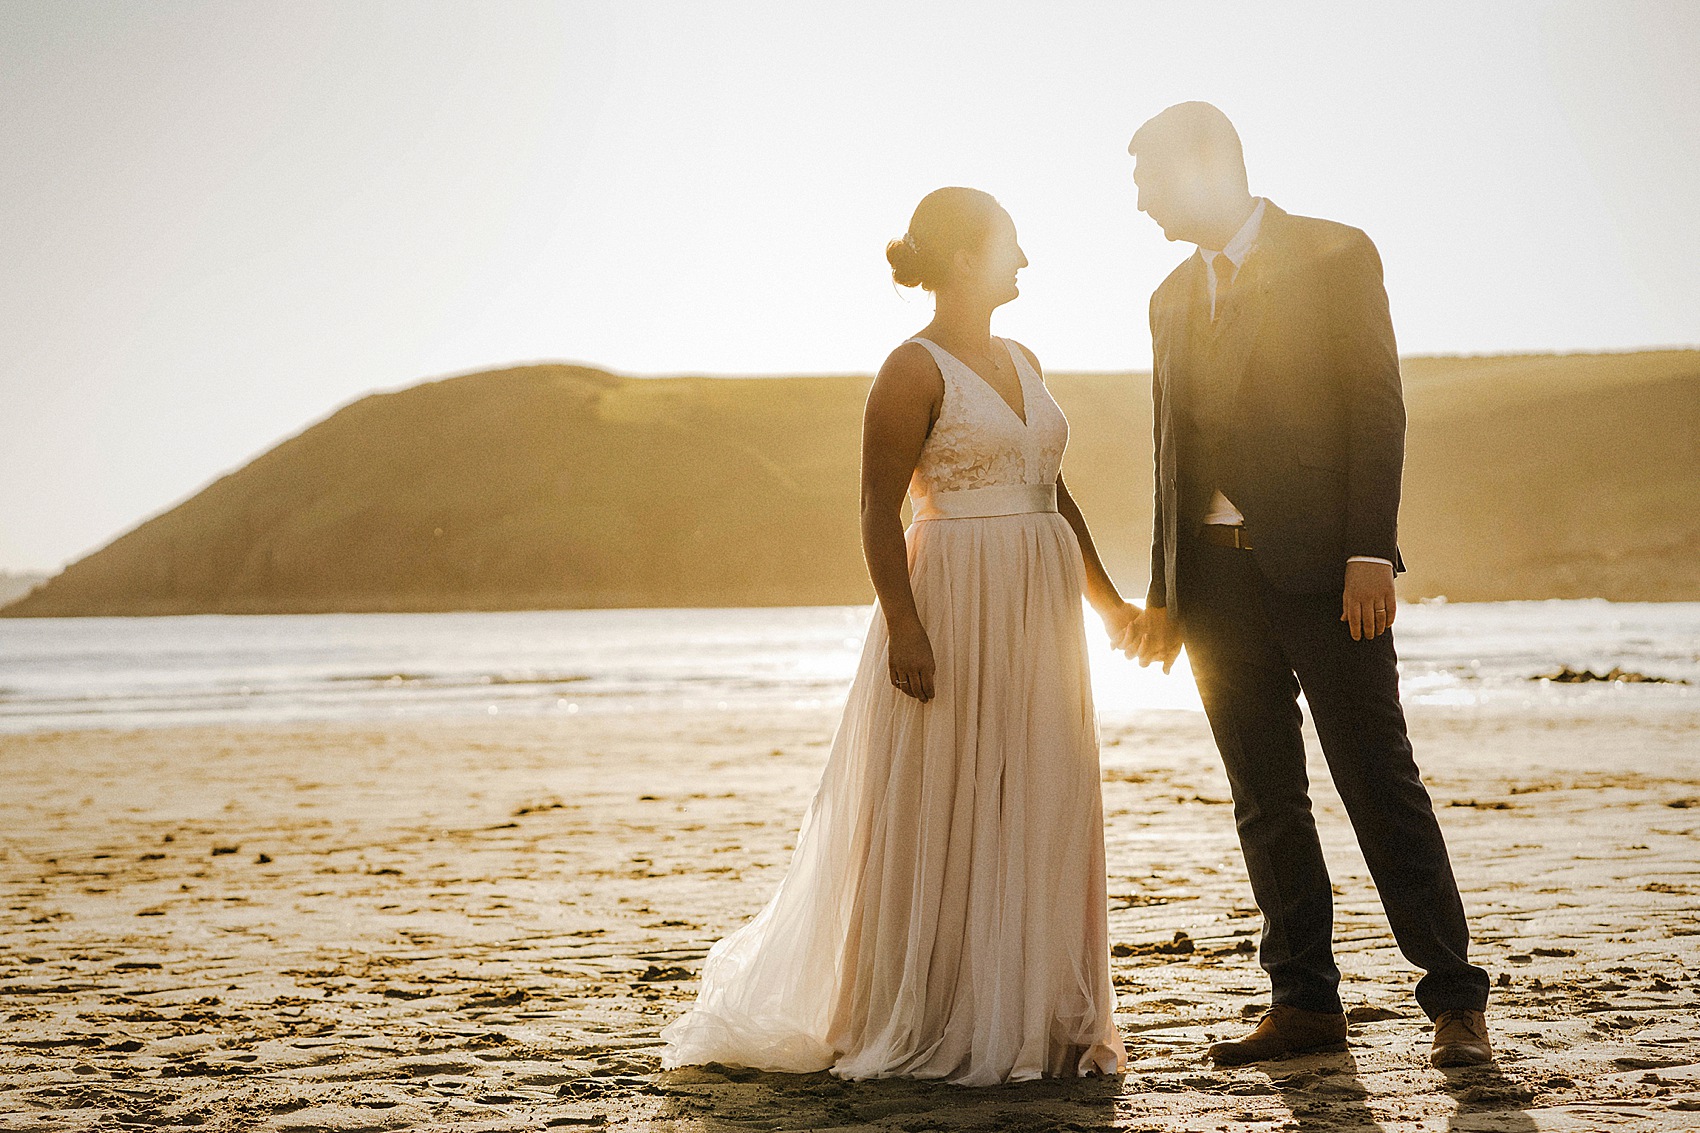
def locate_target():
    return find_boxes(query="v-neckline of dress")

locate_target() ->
[919,336,1029,428]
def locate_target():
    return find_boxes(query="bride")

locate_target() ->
[661,187,1134,1085]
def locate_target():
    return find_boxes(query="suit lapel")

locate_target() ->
[1206,248,1271,410]
[1205,202,1292,411]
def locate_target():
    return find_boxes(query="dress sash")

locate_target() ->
[910,482,1057,522]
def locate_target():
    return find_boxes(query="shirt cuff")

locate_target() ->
[1347,556,1394,567]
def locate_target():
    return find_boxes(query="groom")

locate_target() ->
[1124,102,1492,1067]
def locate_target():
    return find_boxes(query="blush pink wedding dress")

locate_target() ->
[660,337,1125,1085]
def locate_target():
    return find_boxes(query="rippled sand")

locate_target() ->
[2,702,1698,1131]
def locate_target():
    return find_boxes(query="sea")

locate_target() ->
[0,601,1696,734]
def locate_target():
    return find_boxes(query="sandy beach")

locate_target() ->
[3,700,1699,1132]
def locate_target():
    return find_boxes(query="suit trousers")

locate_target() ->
[1176,533,1490,1019]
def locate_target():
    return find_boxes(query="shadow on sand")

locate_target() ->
[1257,1048,1537,1133]
[647,1064,1125,1131]
[1439,1062,1538,1132]
[642,1049,1539,1131]
[1262,1048,1387,1131]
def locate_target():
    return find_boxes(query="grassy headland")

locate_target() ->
[4,350,1695,616]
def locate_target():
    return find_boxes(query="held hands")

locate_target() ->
[1124,604,1183,674]
[1100,601,1141,652]
[1342,560,1397,641]
[887,623,936,702]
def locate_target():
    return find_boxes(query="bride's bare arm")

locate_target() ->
[1057,474,1138,635]
[1007,341,1139,644]
[860,342,944,701]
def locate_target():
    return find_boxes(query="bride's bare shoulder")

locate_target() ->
[875,340,943,395]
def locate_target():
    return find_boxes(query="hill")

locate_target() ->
[4,350,1697,617]
[0,571,50,607]
[1396,351,1700,601]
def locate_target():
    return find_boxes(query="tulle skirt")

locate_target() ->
[659,510,1126,1085]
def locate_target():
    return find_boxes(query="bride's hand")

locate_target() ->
[887,625,936,702]
[1100,601,1141,650]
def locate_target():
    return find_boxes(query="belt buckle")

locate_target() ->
[1205,523,1250,549]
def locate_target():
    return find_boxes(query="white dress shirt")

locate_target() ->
[1195,197,1392,569]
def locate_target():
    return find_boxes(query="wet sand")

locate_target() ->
[2,701,1698,1131]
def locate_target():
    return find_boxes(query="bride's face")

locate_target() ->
[955,210,1028,306]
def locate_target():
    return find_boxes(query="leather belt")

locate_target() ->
[1199,524,1254,550]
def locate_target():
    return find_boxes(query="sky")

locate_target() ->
[3,0,1698,572]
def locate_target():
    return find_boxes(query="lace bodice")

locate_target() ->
[907,337,1069,499]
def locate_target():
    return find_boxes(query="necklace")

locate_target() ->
[943,337,1005,373]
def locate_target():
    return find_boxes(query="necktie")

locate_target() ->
[1213,253,1237,319]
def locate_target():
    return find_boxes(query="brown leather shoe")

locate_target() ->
[1430,1008,1491,1067]
[1208,1004,1349,1066]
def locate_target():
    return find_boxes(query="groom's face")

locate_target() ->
[1132,155,1206,244]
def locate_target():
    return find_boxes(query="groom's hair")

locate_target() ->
[1128,101,1248,189]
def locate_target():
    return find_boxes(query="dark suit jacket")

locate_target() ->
[1146,202,1407,617]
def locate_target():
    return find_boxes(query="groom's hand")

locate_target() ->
[1101,600,1140,648]
[1341,560,1397,641]
[1134,606,1183,673]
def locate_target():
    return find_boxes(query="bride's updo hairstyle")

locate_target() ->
[886,187,1003,292]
